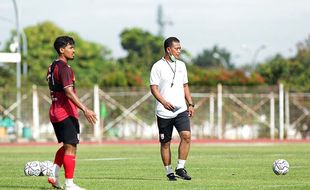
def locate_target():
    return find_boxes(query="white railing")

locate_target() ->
[0,84,309,142]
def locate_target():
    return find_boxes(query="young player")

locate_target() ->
[46,36,97,190]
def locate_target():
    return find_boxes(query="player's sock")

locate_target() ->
[65,178,74,187]
[51,164,61,177]
[54,146,65,167]
[164,165,174,175]
[63,154,76,179]
[176,159,186,169]
[52,146,64,177]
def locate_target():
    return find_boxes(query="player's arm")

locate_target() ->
[150,85,175,111]
[184,83,194,117]
[64,86,97,125]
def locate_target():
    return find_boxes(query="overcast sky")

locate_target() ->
[1,0,310,66]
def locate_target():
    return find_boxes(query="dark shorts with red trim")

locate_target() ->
[52,116,80,144]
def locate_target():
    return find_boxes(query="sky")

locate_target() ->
[1,0,310,66]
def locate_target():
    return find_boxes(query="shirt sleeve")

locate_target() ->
[183,63,189,84]
[150,64,160,85]
[59,66,74,88]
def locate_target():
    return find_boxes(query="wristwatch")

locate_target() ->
[188,103,195,108]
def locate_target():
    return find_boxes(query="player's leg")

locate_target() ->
[49,122,65,189]
[175,111,192,180]
[63,143,78,189]
[49,146,65,187]
[54,146,65,169]
[157,116,177,181]
[62,117,85,190]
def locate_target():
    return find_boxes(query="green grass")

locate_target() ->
[0,143,309,190]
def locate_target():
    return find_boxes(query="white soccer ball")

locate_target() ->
[272,159,289,175]
[40,161,53,176]
[24,161,42,176]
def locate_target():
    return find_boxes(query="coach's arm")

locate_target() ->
[150,85,175,111]
[184,83,194,117]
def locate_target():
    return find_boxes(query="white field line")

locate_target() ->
[260,183,310,188]
[81,158,128,161]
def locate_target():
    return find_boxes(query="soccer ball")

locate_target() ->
[24,161,41,176]
[272,159,289,175]
[40,161,53,176]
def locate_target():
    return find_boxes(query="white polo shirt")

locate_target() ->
[150,58,188,119]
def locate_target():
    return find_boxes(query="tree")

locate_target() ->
[0,66,15,87]
[119,27,164,70]
[117,27,165,85]
[186,63,264,86]
[3,21,112,87]
[257,54,289,85]
[192,45,234,69]
[257,34,310,91]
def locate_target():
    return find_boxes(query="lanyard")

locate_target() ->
[164,58,176,87]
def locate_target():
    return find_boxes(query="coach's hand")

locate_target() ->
[188,106,194,117]
[162,101,175,111]
[83,108,97,125]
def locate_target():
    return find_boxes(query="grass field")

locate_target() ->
[0,142,310,190]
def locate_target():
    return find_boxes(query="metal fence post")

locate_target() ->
[285,89,290,138]
[210,93,215,138]
[93,85,101,141]
[270,92,275,140]
[217,84,223,139]
[32,85,40,139]
[279,83,284,140]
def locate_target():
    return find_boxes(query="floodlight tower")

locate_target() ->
[156,4,173,37]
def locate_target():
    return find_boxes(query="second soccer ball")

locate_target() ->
[272,159,289,175]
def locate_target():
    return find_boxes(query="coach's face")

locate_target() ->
[60,44,75,60]
[167,41,181,59]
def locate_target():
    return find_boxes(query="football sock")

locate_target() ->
[63,154,76,179]
[52,146,64,177]
[176,159,186,169]
[54,146,65,167]
[51,164,60,177]
[65,178,74,187]
[164,165,174,175]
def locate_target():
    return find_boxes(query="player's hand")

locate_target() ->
[83,109,97,125]
[162,101,175,111]
[188,106,194,117]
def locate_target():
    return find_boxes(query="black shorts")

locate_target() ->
[157,111,191,143]
[52,116,80,144]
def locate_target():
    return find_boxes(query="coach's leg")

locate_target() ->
[157,116,176,180]
[160,141,171,166]
[178,131,191,161]
[174,112,191,171]
[161,141,177,180]
[175,130,192,180]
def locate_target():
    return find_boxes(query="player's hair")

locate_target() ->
[164,37,180,53]
[54,36,75,55]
